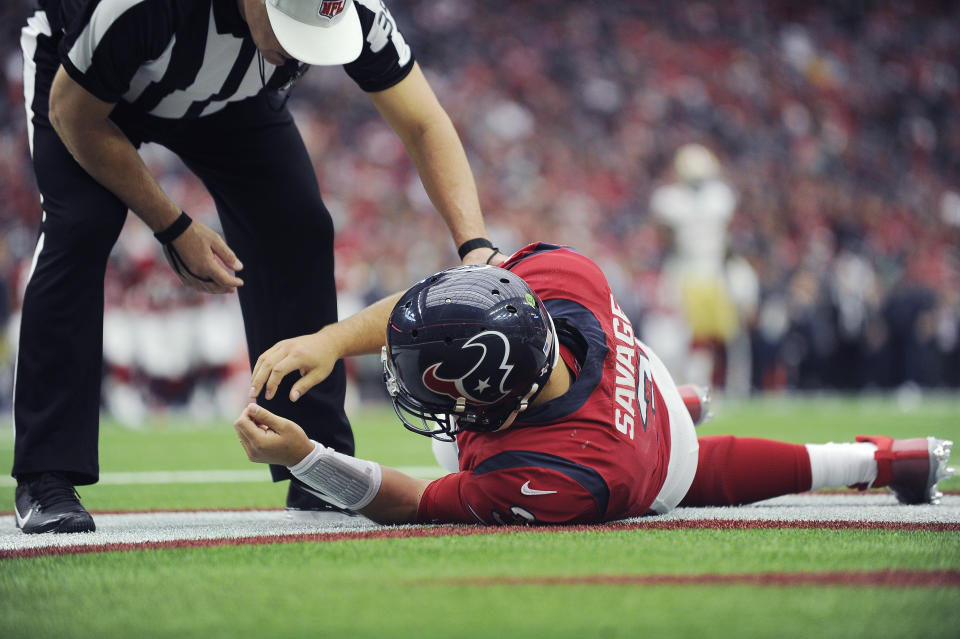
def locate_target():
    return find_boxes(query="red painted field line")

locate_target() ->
[435,571,960,588]
[2,519,958,560]
[628,520,960,531]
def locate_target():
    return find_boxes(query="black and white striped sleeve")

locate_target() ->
[58,0,177,104]
[344,0,416,93]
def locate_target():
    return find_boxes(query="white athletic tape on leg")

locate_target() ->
[289,442,382,511]
[806,442,878,491]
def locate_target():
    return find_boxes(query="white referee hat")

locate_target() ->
[265,0,362,66]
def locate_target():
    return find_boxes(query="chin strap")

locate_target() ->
[496,382,540,432]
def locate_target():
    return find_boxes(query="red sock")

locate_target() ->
[680,436,813,506]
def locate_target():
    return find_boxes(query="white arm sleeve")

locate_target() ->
[289,442,383,511]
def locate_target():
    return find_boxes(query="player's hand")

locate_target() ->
[162,222,244,294]
[234,404,314,467]
[461,247,505,266]
[250,331,339,402]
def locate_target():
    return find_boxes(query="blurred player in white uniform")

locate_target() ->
[649,144,743,389]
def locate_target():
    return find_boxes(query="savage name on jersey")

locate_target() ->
[418,244,674,525]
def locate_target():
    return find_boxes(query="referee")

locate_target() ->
[14,0,502,533]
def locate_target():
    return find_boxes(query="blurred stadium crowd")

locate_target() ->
[0,0,958,421]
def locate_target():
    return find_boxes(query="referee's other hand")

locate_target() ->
[165,222,244,293]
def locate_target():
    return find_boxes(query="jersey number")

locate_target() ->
[361,0,411,65]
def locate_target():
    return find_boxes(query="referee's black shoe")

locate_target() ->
[15,473,96,534]
[285,479,355,520]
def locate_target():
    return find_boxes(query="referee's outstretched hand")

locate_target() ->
[249,331,339,403]
[164,222,244,294]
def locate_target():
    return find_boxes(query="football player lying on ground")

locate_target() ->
[235,243,955,525]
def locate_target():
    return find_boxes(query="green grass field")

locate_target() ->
[1,395,959,638]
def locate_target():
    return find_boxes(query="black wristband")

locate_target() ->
[154,212,193,245]
[457,237,494,259]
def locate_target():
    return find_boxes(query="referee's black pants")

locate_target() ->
[15,29,353,486]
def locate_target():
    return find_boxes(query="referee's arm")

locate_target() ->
[47,67,244,293]
[368,62,502,266]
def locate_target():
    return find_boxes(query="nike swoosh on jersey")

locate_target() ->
[520,481,557,496]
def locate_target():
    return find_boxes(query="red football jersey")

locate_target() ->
[417,243,673,524]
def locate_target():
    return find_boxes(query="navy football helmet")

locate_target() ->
[382,265,557,441]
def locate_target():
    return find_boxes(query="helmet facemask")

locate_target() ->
[382,346,461,441]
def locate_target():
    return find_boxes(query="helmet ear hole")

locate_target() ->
[491,288,500,296]
[506,305,517,314]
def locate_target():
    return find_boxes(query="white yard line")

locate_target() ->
[2,495,958,554]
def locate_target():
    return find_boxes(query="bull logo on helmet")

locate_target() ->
[422,331,514,404]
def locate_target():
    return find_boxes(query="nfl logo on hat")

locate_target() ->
[265,0,363,65]
[319,0,346,18]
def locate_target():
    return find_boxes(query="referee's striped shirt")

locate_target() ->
[31,0,414,119]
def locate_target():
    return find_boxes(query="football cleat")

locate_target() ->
[15,473,96,534]
[678,384,713,427]
[856,436,955,504]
